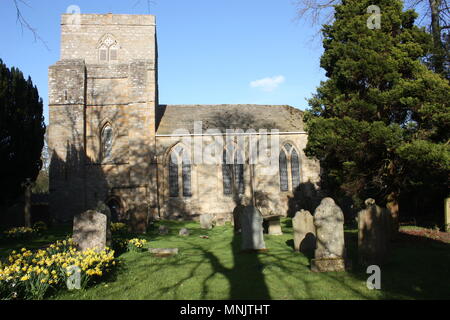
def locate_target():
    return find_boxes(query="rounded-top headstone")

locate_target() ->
[314,198,345,259]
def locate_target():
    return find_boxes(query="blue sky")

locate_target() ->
[0,0,328,124]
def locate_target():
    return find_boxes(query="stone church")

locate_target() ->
[48,13,321,231]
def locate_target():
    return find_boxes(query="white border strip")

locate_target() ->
[156,131,308,137]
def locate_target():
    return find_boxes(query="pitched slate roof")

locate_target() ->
[156,104,305,135]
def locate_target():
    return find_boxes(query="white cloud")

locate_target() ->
[250,75,285,92]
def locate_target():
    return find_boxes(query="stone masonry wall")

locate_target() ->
[49,14,158,224]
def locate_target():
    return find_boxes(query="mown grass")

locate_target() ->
[1,220,449,300]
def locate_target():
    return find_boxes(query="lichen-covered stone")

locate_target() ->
[73,210,109,252]
[293,210,316,253]
[312,198,345,272]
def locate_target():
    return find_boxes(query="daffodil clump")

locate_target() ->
[111,222,128,234]
[0,239,117,300]
[3,227,36,240]
[127,238,148,252]
[2,222,48,241]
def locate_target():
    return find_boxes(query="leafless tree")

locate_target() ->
[294,0,449,41]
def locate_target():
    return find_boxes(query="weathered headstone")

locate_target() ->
[200,213,214,230]
[179,228,190,236]
[232,205,245,233]
[358,199,391,267]
[292,210,316,253]
[73,210,109,252]
[159,225,169,235]
[240,206,266,250]
[311,198,346,272]
[445,198,450,233]
[264,215,283,235]
[95,201,112,245]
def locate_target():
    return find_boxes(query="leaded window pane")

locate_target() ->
[169,155,179,197]
[99,49,108,61]
[284,143,292,153]
[279,150,288,191]
[291,149,301,191]
[101,125,113,161]
[109,49,118,61]
[182,153,192,197]
[223,150,233,195]
[235,153,245,195]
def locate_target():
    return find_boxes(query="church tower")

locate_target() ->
[48,14,158,229]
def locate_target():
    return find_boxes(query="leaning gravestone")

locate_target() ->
[292,210,316,253]
[240,206,266,251]
[200,213,214,230]
[311,198,346,272]
[358,199,391,267]
[73,210,109,252]
[232,205,245,233]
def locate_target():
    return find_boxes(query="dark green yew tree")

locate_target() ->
[0,59,46,208]
[304,0,450,229]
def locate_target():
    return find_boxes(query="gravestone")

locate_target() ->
[95,201,112,245]
[292,210,316,253]
[200,213,214,230]
[240,206,266,250]
[73,210,110,252]
[311,198,346,272]
[264,215,283,235]
[445,198,450,233]
[159,225,169,235]
[358,199,391,266]
[232,205,245,233]
[179,228,190,236]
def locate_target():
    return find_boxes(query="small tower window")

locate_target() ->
[97,34,119,63]
[99,48,108,62]
[109,48,118,61]
[101,124,113,162]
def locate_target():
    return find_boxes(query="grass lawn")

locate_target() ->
[1,220,449,300]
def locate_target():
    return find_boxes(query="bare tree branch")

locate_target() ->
[12,0,49,50]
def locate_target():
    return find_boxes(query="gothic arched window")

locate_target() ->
[279,149,289,191]
[168,145,192,198]
[279,143,301,192]
[101,124,113,162]
[98,34,119,63]
[222,146,245,196]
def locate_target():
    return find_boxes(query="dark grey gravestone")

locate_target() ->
[240,206,266,251]
[358,199,391,267]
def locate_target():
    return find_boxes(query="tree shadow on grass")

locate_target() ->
[344,229,450,299]
[200,233,271,300]
[139,220,271,300]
